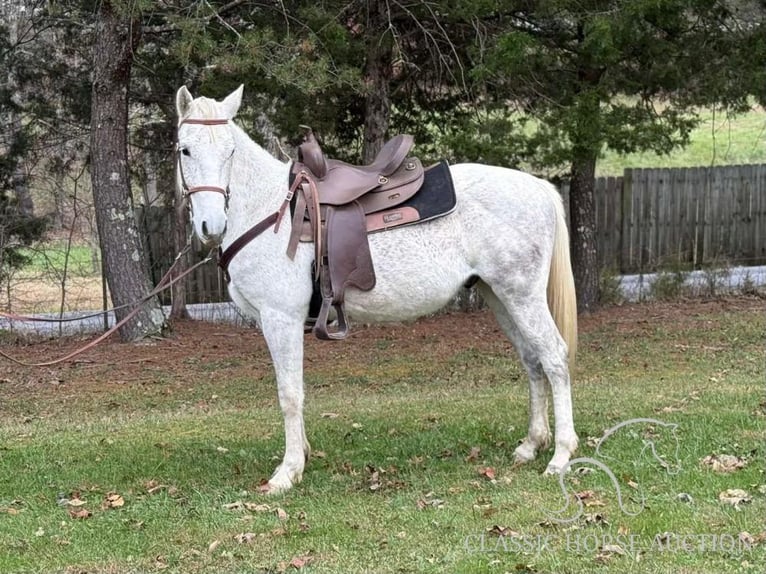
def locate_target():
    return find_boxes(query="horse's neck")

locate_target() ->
[227,125,290,240]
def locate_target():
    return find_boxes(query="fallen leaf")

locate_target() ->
[275,507,289,521]
[487,525,521,538]
[208,540,221,553]
[595,543,626,563]
[584,513,609,525]
[223,501,244,511]
[465,446,481,462]
[102,492,125,509]
[145,481,169,495]
[68,507,91,519]
[153,555,168,570]
[719,489,752,508]
[676,492,694,503]
[234,532,256,544]
[701,454,747,473]
[289,555,314,569]
[416,492,445,510]
[320,412,339,419]
[478,467,496,480]
[216,446,229,453]
[67,497,87,507]
[244,502,271,512]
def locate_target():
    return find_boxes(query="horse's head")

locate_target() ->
[175,84,243,246]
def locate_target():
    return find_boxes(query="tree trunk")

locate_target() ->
[569,153,599,314]
[90,1,165,341]
[361,4,392,164]
[6,2,34,218]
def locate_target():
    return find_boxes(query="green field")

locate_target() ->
[598,106,765,176]
[18,243,98,278]
[0,298,763,573]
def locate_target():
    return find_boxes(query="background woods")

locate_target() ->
[0,0,765,334]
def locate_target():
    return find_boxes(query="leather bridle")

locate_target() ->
[176,117,232,208]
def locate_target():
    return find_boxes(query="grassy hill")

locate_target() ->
[597,105,765,176]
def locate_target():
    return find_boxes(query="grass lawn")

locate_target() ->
[0,297,763,573]
[597,106,765,176]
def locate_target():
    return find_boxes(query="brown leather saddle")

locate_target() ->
[286,130,454,340]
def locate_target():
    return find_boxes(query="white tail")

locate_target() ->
[546,191,578,366]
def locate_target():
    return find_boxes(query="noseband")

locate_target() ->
[176,117,231,205]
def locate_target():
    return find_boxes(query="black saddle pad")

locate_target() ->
[382,159,455,228]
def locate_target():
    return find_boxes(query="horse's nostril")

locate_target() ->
[202,221,209,236]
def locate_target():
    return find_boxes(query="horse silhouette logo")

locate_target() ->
[543,418,681,524]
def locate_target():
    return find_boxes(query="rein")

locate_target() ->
[217,170,307,278]
[0,247,215,368]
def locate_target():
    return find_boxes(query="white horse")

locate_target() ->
[175,85,579,493]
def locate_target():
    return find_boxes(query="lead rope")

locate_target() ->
[0,245,215,368]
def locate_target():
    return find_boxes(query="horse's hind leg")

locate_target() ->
[480,286,551,461]
[480,284,578,473]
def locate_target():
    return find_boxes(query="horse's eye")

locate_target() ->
[181,147,191,157]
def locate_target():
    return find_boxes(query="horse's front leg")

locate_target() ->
[259,309,310,493]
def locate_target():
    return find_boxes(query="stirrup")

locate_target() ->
[313,297,349,340]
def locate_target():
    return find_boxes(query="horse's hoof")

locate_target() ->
[513,443,537,464]
[263,478,292,495]
[543,463,563,476]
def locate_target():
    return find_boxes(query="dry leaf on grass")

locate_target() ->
[478,467,496,480]
[416,492,445,510]
[595,543,626,563]
[234,532,256,544]
[486,525,521,538]
[102,492,124,509]
[68,507,91,519]
[465,446,481,463]
[289,555,314,569]
[719,489,752,508]
[701,454,747,473]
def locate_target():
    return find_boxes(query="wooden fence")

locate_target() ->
[137,206,228,305]
[559,163,766,273]
[142,163,766,303]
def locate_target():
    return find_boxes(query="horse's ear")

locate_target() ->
[221,84,244,119]
[176,86,193,118]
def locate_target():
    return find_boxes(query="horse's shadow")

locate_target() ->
[543,418,681,524]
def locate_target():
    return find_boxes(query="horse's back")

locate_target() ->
[343,163,560,322]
